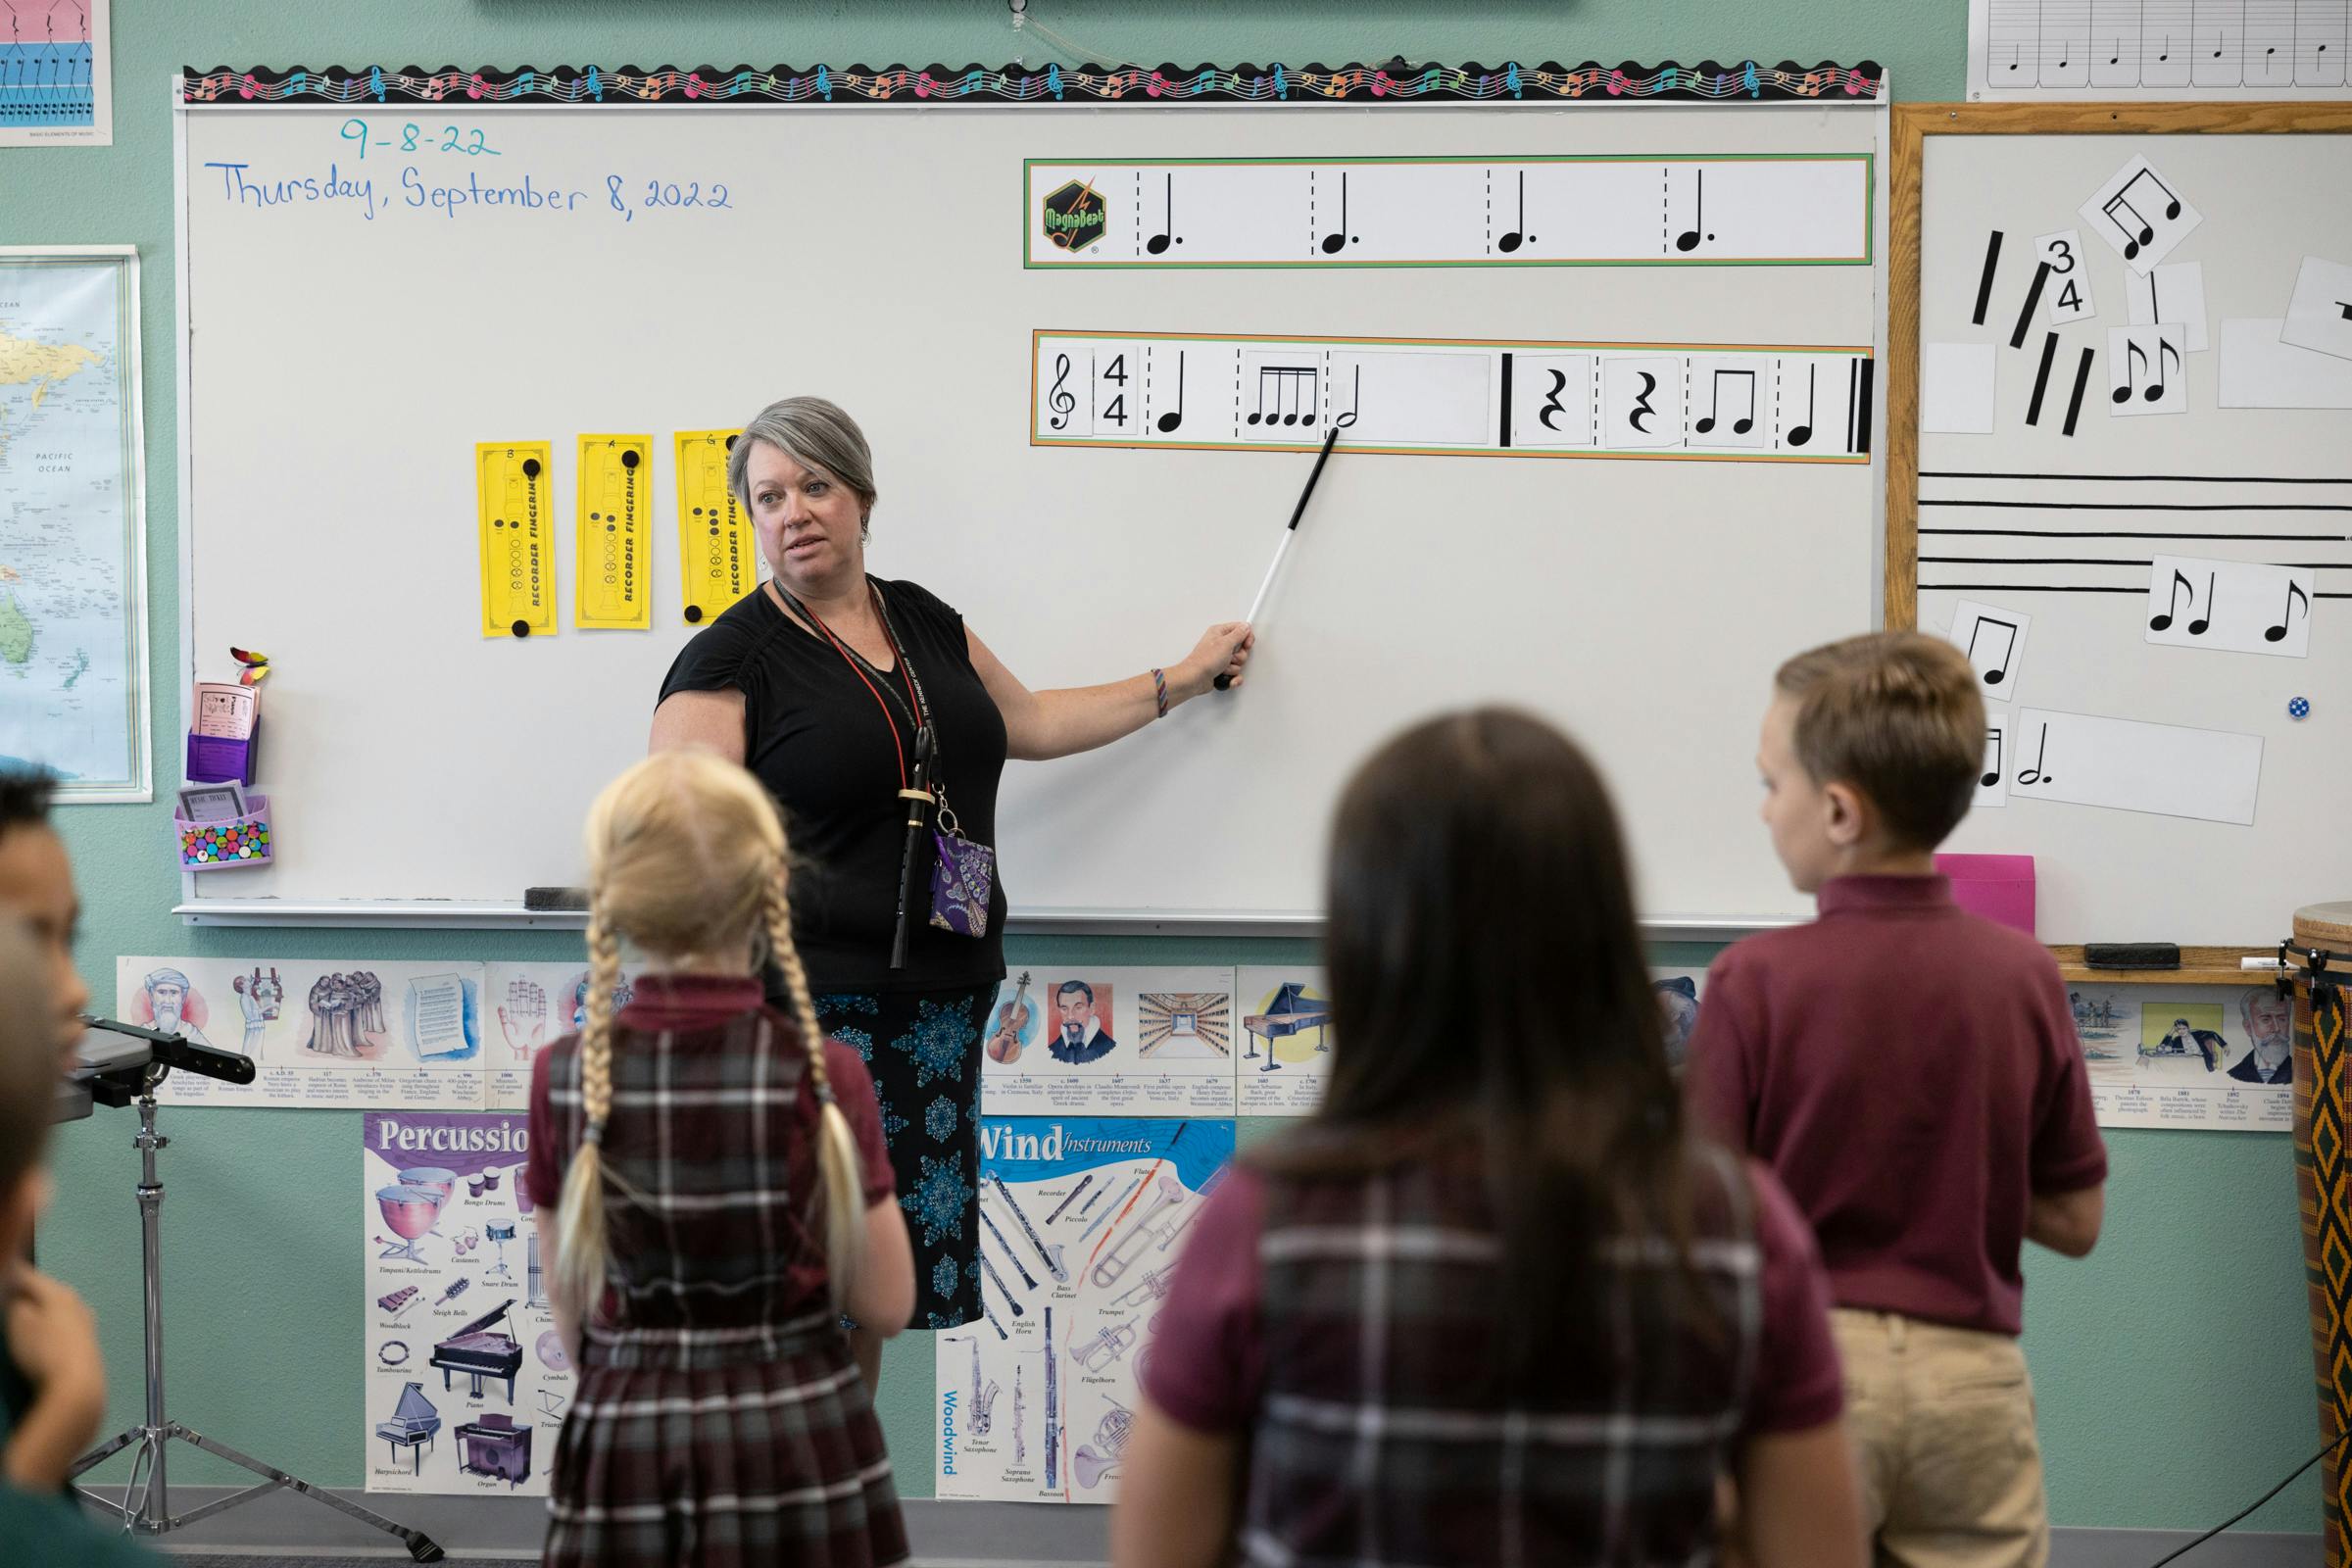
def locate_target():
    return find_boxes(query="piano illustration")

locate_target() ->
[455,1411,533,1487]
[373,1381,441,1474]
[1243,982,1331,1069]
[429,1297,523,1403]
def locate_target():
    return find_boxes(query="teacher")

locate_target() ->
[650,396,1250,1365]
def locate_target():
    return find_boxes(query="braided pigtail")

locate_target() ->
[764,869,865,1311]
[553,908,623,1322]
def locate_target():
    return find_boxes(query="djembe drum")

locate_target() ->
[2291,902,2352,1563]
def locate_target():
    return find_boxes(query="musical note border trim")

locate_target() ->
[176,60,1886,109]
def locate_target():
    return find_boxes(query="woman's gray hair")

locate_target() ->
[726,397,880,529]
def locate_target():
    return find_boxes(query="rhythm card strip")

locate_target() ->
[1917,469,2352,599]
[1973,0,2352,96]
[1032,331,1874,464]
[1022,155,1874,268]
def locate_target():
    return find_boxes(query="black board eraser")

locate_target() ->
[2085,942,2180,969]
[523,886,590,911]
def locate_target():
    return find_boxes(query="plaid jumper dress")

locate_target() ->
[1240,1148,1764,1567]
[534,984,909,1568]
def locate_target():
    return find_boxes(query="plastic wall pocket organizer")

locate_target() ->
[178,794,272,870]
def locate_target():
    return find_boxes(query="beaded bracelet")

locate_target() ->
[1150,667,1169,719]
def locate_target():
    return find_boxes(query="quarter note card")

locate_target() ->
[1947,600,2034,696]
[1020,155,1875,268]
[2010,709,2264,825]
[2125,262,2209,352]
[1924,343,1998,433]
[1971,0,2352,97]
[2079,156,2202,273]
[2280,257,2352,362]
[2107,324,2187,416]
[2144,554,2317,658]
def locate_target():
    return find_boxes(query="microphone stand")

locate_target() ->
[889,729,936,972]
[67,1018,443,1561]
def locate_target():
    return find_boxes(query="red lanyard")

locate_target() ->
[774,580,925,790]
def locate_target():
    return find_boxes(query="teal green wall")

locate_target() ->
[5,0,2313,1541]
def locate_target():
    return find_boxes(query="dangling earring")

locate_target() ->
[860,513,871,544]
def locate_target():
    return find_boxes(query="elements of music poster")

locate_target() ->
[119,957,636,1110]
[2067,984,2294,1131]
[935,1116,1234,1504]
[980,966,1237,1117]
[363,1111,570,1496]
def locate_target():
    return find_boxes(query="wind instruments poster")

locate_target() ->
[935,1117,1234,1503]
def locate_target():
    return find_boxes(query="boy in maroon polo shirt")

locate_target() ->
[1685,632,2107,1568]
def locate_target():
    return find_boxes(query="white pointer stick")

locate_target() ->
[1215,419,1349,692]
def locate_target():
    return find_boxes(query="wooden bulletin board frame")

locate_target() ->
[1885,102,2352,982]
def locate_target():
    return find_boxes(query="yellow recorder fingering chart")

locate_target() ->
[574,434,653,630]
[673,428,755,625]
[474,442,557,638]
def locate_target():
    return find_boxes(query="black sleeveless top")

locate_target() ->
[658,578,1009,991]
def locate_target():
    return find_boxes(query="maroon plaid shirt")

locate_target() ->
[1145,1148,1841,1567]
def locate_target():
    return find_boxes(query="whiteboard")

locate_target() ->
[175,93,1886,926]
[1918,128,2352,945]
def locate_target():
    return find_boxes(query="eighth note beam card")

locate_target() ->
[476,442,557,639]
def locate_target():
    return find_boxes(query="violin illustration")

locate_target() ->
[988,970,1033,1063]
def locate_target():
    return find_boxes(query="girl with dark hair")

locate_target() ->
[1111,709,1865,1568]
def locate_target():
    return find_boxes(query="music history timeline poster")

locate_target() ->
[936,1116,1235,1504]
[363,1111,570,1496]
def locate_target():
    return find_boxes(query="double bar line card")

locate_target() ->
[575,434,653,630]
[674,429,756,625]
[475,442,557,639]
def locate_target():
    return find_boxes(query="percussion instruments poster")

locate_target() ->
[1236,966,1334,1116]
[979,966,1237,1117]
[362,1111,570,1496]
[936,1116,1234,1504]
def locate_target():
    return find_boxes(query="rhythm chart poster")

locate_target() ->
[363,1111,569,1497]
[935,1117,1234,1504]
[979,966,1237,1117]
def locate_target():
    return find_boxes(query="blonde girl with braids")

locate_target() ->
[522,751,913,1568]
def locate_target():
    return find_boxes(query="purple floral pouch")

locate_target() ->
[929,829,996,938]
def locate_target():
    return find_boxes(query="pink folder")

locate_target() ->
[1936,853,2035,936]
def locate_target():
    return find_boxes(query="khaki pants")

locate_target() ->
[1832,1308,2049,1568]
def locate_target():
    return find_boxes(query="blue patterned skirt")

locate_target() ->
[809,981,994,1330]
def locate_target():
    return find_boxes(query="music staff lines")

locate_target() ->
[1033,331,1874,465]
[1923,470,2352,483]
[1926,527,2347,540]
[1925,499,2352,513]
[1917,468,2352,596]
[1023,155,1874,268]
